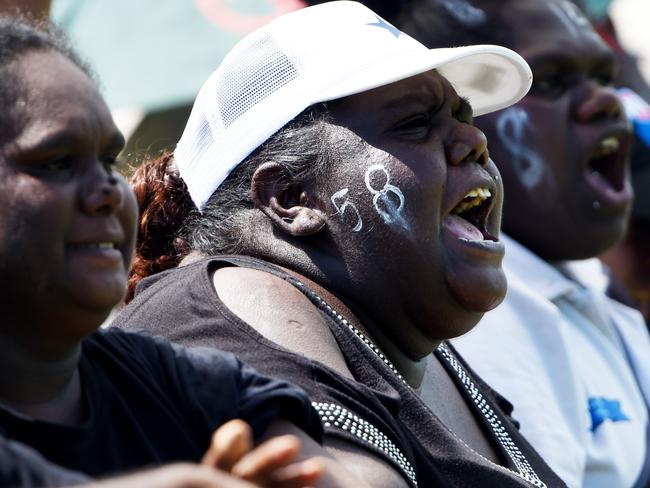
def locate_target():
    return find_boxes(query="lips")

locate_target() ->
[583,129,632,209]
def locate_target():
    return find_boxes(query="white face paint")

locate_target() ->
[364,164,410,231]
[549,0,601,40]
[331,188,363,232]
[440,0,487,27]
[496,107,544,189]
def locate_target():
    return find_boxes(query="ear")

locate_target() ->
[251,162,327,236]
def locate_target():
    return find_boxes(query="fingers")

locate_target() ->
[232,436,323,487]
[202,419,253,471]
[232,434,299,478]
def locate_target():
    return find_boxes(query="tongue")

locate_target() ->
[444,214,484,241]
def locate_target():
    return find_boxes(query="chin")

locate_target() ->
[446,266,507,311]
[64,278,127,320]
[434,308,488,340]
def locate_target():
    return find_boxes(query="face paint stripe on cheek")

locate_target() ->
[496,107,544,189]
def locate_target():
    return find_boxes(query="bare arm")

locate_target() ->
[263,420,408,488]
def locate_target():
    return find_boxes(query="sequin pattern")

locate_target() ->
[312,402,418,487]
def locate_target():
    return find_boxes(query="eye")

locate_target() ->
[453,98,473,125]
[591,71,614,87]
[41,155,73,172]
[393,114,430,138]
[531,75,569,98]
[102,155,118,173]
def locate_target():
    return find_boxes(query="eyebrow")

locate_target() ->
[21,128,125,155]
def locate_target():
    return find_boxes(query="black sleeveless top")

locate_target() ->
[114,256,567,488]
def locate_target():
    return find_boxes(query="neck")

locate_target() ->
[0,330,82,406]
[367,324,432,389]
[279,264,437,389]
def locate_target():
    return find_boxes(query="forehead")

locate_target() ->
[9,50,116,144]
[333,70,457,118]
[493,0,609,58]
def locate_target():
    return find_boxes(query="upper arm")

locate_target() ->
[324,437,410,488]
[262,420,409,488]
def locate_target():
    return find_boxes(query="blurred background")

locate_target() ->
[4,0,644,166]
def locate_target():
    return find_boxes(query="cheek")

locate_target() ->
[327,155,415,236]
[484,106,546,191]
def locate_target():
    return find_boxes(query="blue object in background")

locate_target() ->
[618,88,650,149]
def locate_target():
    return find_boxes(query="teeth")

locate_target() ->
[452,187,491,215]
[72,242,116,250]
[594,137,620,158]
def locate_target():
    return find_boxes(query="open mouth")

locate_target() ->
[587,135,626,192]
[449,187,497,242]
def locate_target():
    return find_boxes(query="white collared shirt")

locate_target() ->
[452,235,650,488]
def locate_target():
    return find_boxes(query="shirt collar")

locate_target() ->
[501,234,578,301]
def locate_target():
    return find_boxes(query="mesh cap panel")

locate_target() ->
[217,36,300,128]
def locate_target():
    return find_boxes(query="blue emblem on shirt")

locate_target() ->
[366,15,401,38]
[588,397,630,432]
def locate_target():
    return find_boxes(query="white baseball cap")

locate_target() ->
[175,0,532,211]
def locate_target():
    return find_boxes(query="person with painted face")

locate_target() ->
[388,0,650,487]
[0,15,368,488]
[115,2,569,487]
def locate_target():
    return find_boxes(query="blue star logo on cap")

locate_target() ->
[588,397,630,432]
[366,15,401,38]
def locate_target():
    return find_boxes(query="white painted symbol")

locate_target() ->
[440,0,486,27]
[496,107,544,189]
[364,164,409,230]
[549,1,600,41]
[331,188,363,232]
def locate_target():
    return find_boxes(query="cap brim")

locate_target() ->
[315,44,532,117]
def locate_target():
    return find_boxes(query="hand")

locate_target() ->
[201,419,323,487]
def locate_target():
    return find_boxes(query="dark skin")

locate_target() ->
[253,71,505,354]
[214,69,507,470]
[0,48,352,488]
[0,50,132,413]
[472,0,632,261]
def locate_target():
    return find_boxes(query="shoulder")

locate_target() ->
[212,266,353,379]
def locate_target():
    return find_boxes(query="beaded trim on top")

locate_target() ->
[312,402,418,487]
[293,280,547,488]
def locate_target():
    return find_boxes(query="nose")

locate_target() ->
[80,164,124,216]
[445,123,489,168]
[574,84,623,123]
